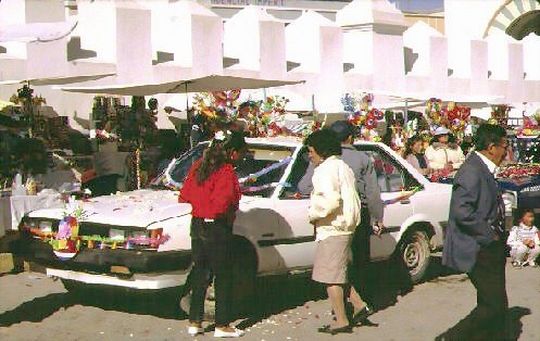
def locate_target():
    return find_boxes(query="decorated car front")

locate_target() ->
[14,190,194,275]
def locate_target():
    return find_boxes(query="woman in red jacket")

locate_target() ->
[179,130,246,338]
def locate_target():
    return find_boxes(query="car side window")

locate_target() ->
[279,146,310,198]
[367,151,404,193]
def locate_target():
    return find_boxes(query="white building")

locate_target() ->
[0,0,539,127]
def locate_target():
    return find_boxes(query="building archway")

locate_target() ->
[483,0,540,39]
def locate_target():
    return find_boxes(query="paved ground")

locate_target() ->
[0,258,539,341]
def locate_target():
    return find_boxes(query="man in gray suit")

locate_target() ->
[441,124,509,339]
[298,120,384,320]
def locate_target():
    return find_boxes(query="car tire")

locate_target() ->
[179,239,257,321]
[398,229,431,284]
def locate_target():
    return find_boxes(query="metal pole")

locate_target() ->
[185,82,189,111]
[404,99,409,125]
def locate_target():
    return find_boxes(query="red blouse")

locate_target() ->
[179,159,241,221]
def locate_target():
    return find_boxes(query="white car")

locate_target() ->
[15,137,451,301]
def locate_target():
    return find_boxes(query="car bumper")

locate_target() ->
[12,237,192,275]
[46,268,189,290]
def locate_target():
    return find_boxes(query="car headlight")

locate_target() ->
[501,191,517,214]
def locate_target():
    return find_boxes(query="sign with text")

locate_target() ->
[211,0,285,6]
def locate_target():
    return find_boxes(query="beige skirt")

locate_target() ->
[312,234,352,284]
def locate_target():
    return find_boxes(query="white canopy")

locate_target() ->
[0,73,116,86]
[0,19,77,43]
[59,75,304,96]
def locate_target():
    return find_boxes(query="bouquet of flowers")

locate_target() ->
[342,92,385,141]
[49,199,88,259]
[489,105,511,128]
[516,115,540,137]
[427,99,471,137]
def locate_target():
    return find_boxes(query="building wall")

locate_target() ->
[0,0,539,128]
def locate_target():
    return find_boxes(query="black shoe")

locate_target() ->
[318,324,353,335]
[352,306,373,325]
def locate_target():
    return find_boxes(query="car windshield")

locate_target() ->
[165,143,295,198]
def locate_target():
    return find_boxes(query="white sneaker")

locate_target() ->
[214,327,245,338]
[526,260,538,267]
[187,325,204,336]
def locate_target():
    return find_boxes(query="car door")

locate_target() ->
[356,145,417,260]
[267,145,317,272]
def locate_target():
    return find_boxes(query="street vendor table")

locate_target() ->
[0,194,63,233]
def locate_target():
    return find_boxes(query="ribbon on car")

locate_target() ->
[238,157,293,184]
[382,186,421,205]
[241,182,292,193]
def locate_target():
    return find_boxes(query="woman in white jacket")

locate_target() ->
[304,129,367,335]
[425,126,465,171]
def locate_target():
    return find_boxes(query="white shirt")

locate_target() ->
[507,223,540,248]
[475,151,498,176]
[308,156,361,241]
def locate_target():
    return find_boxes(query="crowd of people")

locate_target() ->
[176,118,538,338]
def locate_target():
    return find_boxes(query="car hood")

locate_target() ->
[28,189,262,228]
[29,189,192,228]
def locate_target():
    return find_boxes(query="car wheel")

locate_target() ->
[398,230,431,283]
[179,240,257,320]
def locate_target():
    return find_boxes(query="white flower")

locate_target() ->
[214,130,231,141]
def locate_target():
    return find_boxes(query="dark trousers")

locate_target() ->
[349,206,373,307]
[189,218,234,326]
[467,240,509,338]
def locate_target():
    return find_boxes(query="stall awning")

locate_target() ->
[59,74,305,96]
[0,73,116,86]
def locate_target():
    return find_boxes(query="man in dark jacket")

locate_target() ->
[441,124,509,339]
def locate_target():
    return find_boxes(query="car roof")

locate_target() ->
[244,136,385,148]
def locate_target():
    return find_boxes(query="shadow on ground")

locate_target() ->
[0,257,442,328]
[435,306,531,341]
[0,284,183,328]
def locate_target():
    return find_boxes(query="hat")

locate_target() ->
[433,126,450,136]
[330,120,354,142]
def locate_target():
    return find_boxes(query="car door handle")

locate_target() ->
[400,199,411,205]
[261,233,275,238]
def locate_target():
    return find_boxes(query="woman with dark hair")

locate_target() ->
[304,129,364,335]
[403,135,430,175]
[179,130,247,338]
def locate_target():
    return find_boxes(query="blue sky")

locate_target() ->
[388,0,444,13]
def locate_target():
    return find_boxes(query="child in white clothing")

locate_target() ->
[507,209,540,267]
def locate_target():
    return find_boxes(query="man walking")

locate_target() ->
[442,124,509,339]
[298,120,384,320]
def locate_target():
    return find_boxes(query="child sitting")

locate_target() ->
[507,209,540,267]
